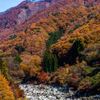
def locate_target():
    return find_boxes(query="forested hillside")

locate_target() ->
[1,0,100,44]
[1,0,100,99]
[0,0,61,30]
[0,0,61,43]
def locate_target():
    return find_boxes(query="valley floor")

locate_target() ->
[19,84,100,100]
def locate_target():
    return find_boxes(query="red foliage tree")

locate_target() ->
[37,71,49,83]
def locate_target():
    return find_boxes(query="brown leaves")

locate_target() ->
[8,80,24,99]
[37,71,49,83]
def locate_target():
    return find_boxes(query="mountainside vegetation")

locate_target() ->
[43,30,63,72]
[1,0,100,44]
[0,72,15,100]
[1,0,100,99]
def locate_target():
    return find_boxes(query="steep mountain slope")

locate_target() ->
[48,10,100,93]
[0,2,100,95]
[0,0,61,31]
[0,6,100,61]
[0,0,100,44]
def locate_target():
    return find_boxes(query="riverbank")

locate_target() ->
[19,84,100,100]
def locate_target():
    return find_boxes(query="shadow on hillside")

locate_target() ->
[87,68,100,77]
[58,39,83,66]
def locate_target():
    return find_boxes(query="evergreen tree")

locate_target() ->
[0,57,8,79]
[53,54,58,72]
[43,30,63,72]
[43,52,58,72]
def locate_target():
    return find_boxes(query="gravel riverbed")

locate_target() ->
[19,84,100,100]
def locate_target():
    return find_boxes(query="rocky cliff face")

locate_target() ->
[17,0,62,24]
[0,0,61,30]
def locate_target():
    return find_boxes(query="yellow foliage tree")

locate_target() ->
[0,72,15,100]
[20,55,42,77]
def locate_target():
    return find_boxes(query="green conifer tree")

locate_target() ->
[0,57,8,79]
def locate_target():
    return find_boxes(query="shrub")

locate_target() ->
[86,5,90,8]
[47,23,50,25]
[52,12,60,16]
[14,55,22,64]
[68,23,84,34]
[69,39,76,43]
[81,43,100,65]
[37,71,49,83]
[31,27,40,32]
[73,24,82,30]
[70,19,74,22]
[8,80,24,99]
[53,18,57,22]
[40,22,43,24]
[50,67,70,86]
[92,8,95,10]
[14,28,17,31]
[87,12,94,18]
[15,45,25,53]
[9,34,17,40]
[25,27,29,32]
[94,15,98,20]
[0,23,2,27]
[66,13,70,15]
[4,20,8,27]
[68,29,73,34]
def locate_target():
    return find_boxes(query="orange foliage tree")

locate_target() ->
[20,55,42,78]
[0,72,15,100]
[8,80,24,99]
[37,71,49,83]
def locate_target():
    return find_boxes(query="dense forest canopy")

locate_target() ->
[0,0,100,99]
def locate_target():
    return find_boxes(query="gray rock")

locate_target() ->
[19,84,100,100]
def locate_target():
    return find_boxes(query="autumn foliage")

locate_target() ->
[37,71,49,83]
[0,0,100,44]
[20,55,42,78]
[8,80,24,99]
[0,0,100,96]
[0,72,15,100]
